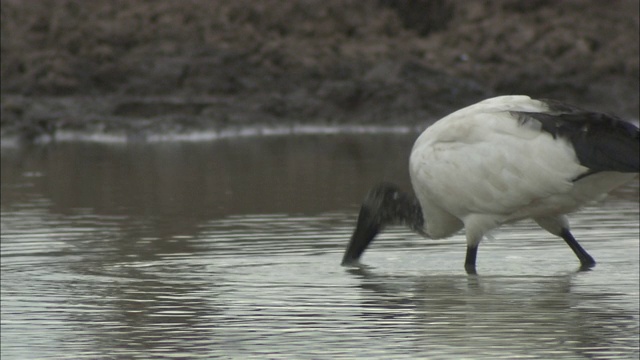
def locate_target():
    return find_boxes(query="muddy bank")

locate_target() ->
[1,0,638,143]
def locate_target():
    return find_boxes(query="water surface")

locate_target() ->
[1,134,639,359]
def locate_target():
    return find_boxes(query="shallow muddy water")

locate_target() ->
[1,133,639,359]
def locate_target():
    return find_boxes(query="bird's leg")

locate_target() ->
[559,228,596,270]
[464,245,478,275]
[535,217,596,270]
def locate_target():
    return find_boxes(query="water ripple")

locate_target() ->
[1,139,637,359]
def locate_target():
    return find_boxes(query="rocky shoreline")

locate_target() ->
[1,0,638,144]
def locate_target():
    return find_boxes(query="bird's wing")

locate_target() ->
[410,110,587,218]
[515,99,640,175]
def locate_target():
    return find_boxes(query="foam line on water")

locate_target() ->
[1,124,423,147]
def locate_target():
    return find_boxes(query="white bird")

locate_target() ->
[341,95,639,274]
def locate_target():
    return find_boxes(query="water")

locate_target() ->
[1,134,639,359]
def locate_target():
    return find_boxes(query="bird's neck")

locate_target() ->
[373,188,424,235]
[395,195,425,235]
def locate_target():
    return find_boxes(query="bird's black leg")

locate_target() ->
[559,228,596,270]
[465,245,478,275]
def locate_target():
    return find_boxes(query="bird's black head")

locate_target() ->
[341,182,423,266]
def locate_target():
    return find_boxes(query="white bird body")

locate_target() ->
[342,95,639,273]
[409,96,636,245]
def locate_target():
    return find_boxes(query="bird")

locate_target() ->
[341,95,639,274]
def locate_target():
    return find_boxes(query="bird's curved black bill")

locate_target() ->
[341,208,380,265]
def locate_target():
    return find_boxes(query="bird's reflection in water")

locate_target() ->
[345,265,638,359]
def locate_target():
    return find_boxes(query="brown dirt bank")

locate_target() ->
[1,0,638,143]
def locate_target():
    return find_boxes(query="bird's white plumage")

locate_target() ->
[408,95,636,246]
